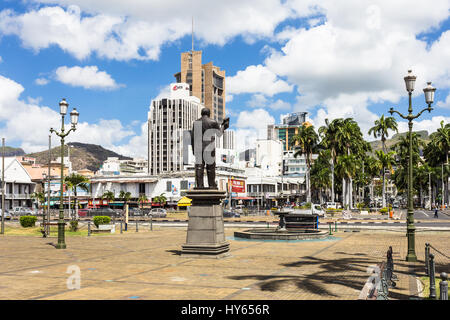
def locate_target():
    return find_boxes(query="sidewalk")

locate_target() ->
[0,227,447,300]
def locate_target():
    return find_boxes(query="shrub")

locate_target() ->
[380,207,388,214]
[69,220,78,232]
[20,216,37,228]
[93,216,111,228]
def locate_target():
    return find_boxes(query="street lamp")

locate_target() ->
[50,99,79,249]
[389,70,435,262]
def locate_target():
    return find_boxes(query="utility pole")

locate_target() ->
[429,172,432,211]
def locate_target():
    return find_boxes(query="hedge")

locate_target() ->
[93,216,111,228]
[19,216,37,228]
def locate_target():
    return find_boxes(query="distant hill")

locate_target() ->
[1,146,25,157]
[26,142,132,172]
[368,130,430,153]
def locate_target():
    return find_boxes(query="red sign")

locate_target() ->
[231,179,245,193]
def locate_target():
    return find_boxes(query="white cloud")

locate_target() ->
[0,1,313,61]
[396,116,450,136]
[55,66,121,90]
[35,78,49,85]
[234,108,275,152]
[437,94,450,109]
[227,64,293,97]
[0,74,136,154]
[247,93,291,111]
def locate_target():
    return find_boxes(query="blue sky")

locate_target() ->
[0,1,449,157]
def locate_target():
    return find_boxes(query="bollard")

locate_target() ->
[150,216,153,231]
[136,219,138,232]
[267,222,269,228]
[429,253,436,299]
[425,243,430,276]
[334,221,337,232]
[88,221,91,237]
[120,221,123,234]
[329,222,332,235]
[440,272,448,300]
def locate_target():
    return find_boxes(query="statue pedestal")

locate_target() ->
[181,189,230,258]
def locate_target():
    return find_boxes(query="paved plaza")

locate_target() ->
[0,226,448,300]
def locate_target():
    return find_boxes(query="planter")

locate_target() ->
[98,224,115,233]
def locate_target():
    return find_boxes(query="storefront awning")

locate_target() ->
[177,196,192,207]
[233,196,255,200]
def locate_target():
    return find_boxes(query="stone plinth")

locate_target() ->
[181,189,230,258]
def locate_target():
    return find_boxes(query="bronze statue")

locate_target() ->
[191,108,229,189]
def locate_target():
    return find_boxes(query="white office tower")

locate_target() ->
[255,139,283,176]
[148,83,202,175]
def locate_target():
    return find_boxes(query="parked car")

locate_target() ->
[11,207,35,216]
[78,209,88,217]
[148,208,167,218]
[130,208,146,216]
[87,207,120,217]
[324,202,337,209]
[0,210,12,220]
[223,209,240,218]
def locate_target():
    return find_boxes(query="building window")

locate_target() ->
[166,181,172,192]
[180,180,188,190]
[139,183,146,195]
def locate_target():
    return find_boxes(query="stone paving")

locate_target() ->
[0,226,448,300]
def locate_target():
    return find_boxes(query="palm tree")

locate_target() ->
[65,173,89,220]
[102,191,115,208]
[375,150,396,208]
[152,193,167,207]
[335,154,358,209]
[335,118,368,208]
[310,150,332,204]
[31,191,45,210]
[138,194,149,212]
[365,156,382,205]
[291,125,320,203]
[119,191,132,209]
[319,118,343,202]
[368,115,398,153]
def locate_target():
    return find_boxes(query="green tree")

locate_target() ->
[119,190,132,209]
[368,115,398,153]
[375,150,396,208]
[30,191,45,210]
[102,190,115,208]
[318,118,343,202]
[291,124,321,203]
[152,193,166,207]
[65,173,89,220]
[138,194,149,212]
[310,150,332,204]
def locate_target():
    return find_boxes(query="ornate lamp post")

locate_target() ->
[389,70,436,262]
[50,99,79,249]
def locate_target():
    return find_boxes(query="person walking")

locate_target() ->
[434,204,439,218]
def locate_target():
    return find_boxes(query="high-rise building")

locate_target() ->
[267,112,309,151]
[174,50,226,123]
[147,83,202,175]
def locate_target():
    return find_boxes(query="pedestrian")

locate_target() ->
[434,205,439,218]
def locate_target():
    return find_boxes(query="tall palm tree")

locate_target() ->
[31,191,45,210]
[336,154,358,208]
[119,190,132,210]
[65,173,89,220]
[335,118,368,208]
[319,118,343,202]
[365,156,382,204]
[310,150,332,204]
[102,191,115,209]
[138,194,149,212]
[368,115,398,153]
[375,150,396,208]
[291,125,320,203]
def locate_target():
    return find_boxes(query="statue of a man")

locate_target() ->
[191,108,229,189]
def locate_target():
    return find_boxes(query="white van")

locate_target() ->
[325,202,337,209]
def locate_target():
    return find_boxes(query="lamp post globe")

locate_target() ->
[59,98,68,116]
[70,108,79,126]
[423,82,436,106]
[404,70,416,93]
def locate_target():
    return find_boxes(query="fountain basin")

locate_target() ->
[234,228,329,241]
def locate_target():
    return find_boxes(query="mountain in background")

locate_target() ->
[26,142,132,172]
[1,146,26,157]
[368,130,430,153]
